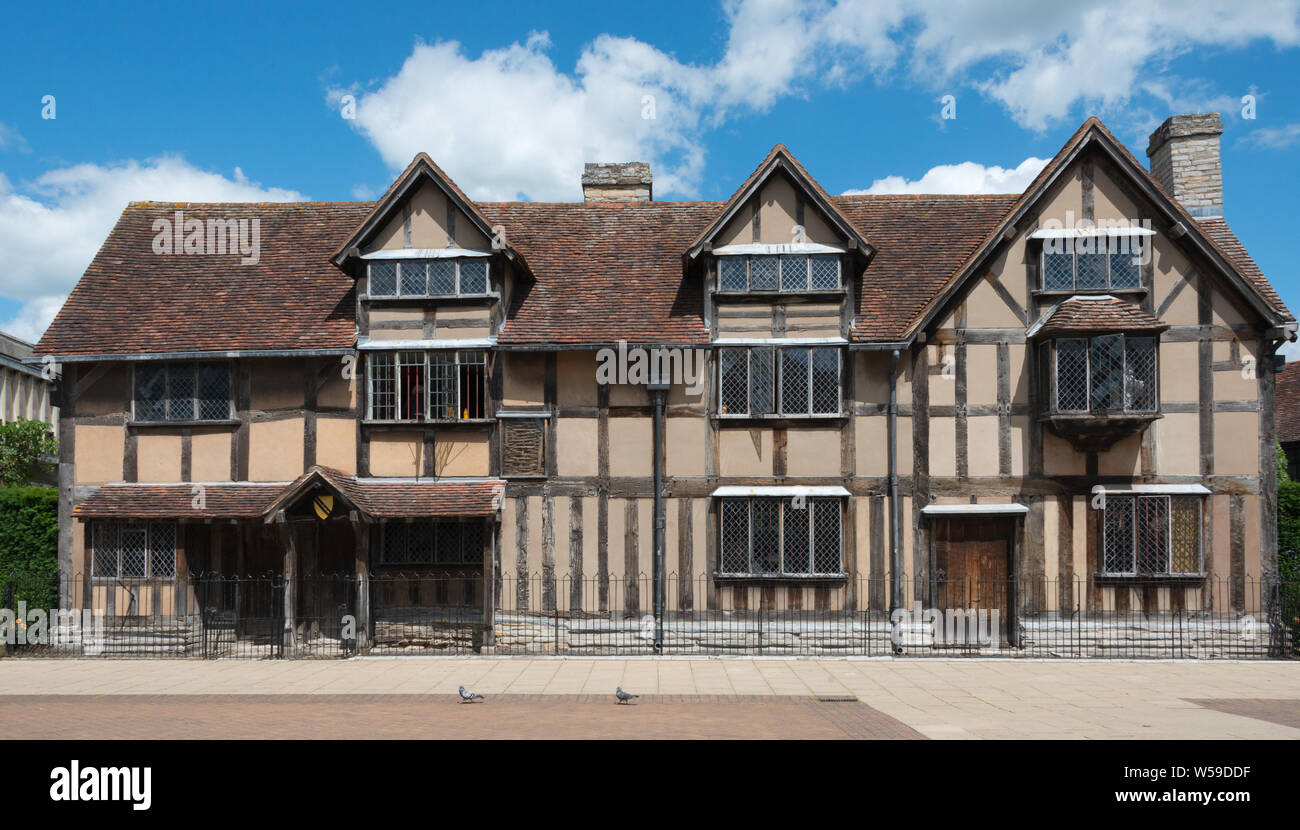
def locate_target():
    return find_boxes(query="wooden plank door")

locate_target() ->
[934,517,1013,643]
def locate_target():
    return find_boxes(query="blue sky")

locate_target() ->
[2,0,1298,348]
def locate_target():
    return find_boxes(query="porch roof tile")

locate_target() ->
[73,483,283,519]
[1029,295,1168,337]
[73,471,506,521]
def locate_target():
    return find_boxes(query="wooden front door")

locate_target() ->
[932,517,1014,645]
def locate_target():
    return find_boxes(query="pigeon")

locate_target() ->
[459,685,485,703]
[615,687,639,704]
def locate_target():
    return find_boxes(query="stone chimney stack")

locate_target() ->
[1146,113,1224,218]
[581,162,652,202]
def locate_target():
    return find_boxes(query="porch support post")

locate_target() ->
[482,517,497,651]
[350,510,370,651]
[273,510,297,650]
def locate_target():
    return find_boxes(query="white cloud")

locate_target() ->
[895,0,1300,131]
[1239,123,1300,150]
[845,156,1048,195]
[329,32,712,200]
[0,296,69,344]
[0,123,30,154]
[330,1,1300,201]
[0,157,305,342]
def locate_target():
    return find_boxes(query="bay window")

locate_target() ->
[1052,335,1156,414]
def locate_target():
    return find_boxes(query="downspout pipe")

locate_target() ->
[648,381,670,654]
[889,349,903,613]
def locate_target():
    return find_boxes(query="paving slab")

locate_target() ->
[1,658,1298,739]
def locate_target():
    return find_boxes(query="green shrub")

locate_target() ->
[0,420,57,487]
[0,486,59,611]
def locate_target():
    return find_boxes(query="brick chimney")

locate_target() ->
[581,162,652,202]
[1145,113,1224,218]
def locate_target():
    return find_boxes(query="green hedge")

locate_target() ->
[1280,481,1300,583]
[0,486,58,611]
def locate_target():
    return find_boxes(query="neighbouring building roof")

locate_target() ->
[1028,296,1169,337]
[73,468,506,521]
[1277,363,1300,445]
[31,117,1292,358]
[0,330,50,379]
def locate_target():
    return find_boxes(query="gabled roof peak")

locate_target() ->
[330,152,524,271]
[685,141,873,260]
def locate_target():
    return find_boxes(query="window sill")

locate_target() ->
[362,292,499,302]
[374,563,484,570]
[713,413,846,425]
[712,288,846,300]
[1040,411,1161,421]
[1033,287,1147,299]
[713,572,848,583]
[362,418,495,427]
[1092,572,1206,583]
[129,419,238,429]
[91,576,178,583]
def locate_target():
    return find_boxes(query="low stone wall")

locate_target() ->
[491,611,1288,658]
[10,609,1288,659]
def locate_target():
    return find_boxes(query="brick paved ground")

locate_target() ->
[0,694,924,740]
[1189,699,1300,731]
[1,658,1298,739]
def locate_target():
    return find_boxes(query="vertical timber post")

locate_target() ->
[649,381,669,654]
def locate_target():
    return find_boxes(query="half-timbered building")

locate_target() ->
[31,113,1295,656]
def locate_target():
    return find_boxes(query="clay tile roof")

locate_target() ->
[73,468,505,521]
[1277,363,1300,444]
[348,478,505,519]
[1196,218,1289,317]
[836,194,1018,341]
[30,120,1291,357]
[267,466,505,520]
[482,201,718,344]
[73,483,284,519]
[35,201,370,357]
[1029,295,1169,337]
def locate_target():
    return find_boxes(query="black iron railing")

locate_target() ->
[1,571,1295,660]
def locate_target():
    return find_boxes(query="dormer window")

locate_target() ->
[367,256,490,298]
[1038,232,1146,292]
[717,254,840,292]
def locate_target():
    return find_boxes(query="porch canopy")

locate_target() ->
[72,466,506,522]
